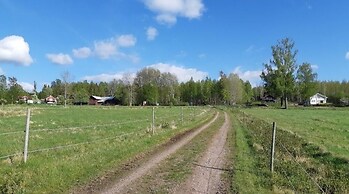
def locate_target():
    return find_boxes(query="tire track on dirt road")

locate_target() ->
[101,112,219,194]
[172,112,231,194]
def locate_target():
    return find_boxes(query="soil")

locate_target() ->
[74,111,231,194]
[172,112,231,194]
[99,113,220,194]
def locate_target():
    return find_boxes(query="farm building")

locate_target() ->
[261,95,276,103]
[309,93,327,105]
[45,95,57,104]
[89,96,119,105]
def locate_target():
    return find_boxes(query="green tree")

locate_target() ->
[38,84,53,99]
[7,77,26,104]
[296,63,317,102]
[261,38,298,109]
[134,68,161,105]
[243,81,253,103]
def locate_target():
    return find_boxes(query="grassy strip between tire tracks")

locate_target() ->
[120,111,226,193]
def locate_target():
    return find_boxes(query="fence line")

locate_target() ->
[0,118,151,136]
[28,131,138,154]
[277,139,325,193]
[0,153,22,160]
[278,165,297,192]
[0,131,139,160]
[0,107,211,161]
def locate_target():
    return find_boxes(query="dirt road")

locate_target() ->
[101,112,220,194]
[173,112,230,194]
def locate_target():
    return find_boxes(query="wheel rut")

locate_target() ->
[172,112,230,194]
[100,112,220,194]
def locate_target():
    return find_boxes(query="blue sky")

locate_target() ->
[1,0,349,92]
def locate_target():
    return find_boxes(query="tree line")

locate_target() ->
[0,68,254,106]
[0,38,348,106]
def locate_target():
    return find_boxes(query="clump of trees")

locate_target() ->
[261,38,318,109]
[260,38,349,107]
[0,75,27,104]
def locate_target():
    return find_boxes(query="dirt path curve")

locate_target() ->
[101,112,219,194]
[173,112,230,194]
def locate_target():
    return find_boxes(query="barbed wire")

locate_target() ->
[277,139,325,194]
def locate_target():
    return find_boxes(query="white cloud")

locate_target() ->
[19,82,34,92]
[0,67,4,75]
[156,14,177,25]
[149,62,208,82]
[233,66,262,87]
[0,35,33,66]
[117,34,137,47]
[144,0,205,25]
[311,65,319,70]
[146,27,158,41]
[82,73,124,83]
[93,39,117,59]
[72,47,91,58]
[46,53,73,65]
[91,35,137,61]
[345,52,349,60]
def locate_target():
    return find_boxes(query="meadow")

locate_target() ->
[0,105,214,193]
[232,107,349,193]
[243,107,349,160]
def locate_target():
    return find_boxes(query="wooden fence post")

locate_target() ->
[24,108,31,163]
[270,122,277,173]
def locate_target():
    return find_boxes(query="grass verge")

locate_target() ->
[228,110,271,194]
[233,108,348,193]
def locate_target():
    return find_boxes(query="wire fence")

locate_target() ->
[238,110,333,193]
[277,139,325,193]
[0,106,212,161]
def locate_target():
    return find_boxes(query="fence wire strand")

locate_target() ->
[0,107,210,160]
[277,139,325,194]
[0,118,150,136]
[278,164,297,192]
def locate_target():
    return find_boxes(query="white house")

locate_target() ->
[310,93,327,105]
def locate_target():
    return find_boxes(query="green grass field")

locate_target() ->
[243,107,349,160]
[232,107,349,193]
[0,105,214,193]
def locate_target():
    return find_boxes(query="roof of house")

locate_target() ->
[311,93,327,99]
[90,96,115,103]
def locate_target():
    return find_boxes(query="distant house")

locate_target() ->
[89,96,119,106]
[261,95,276,103]
[18,96,30,103]
[309,93,327,105]
[45,95,57,104]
